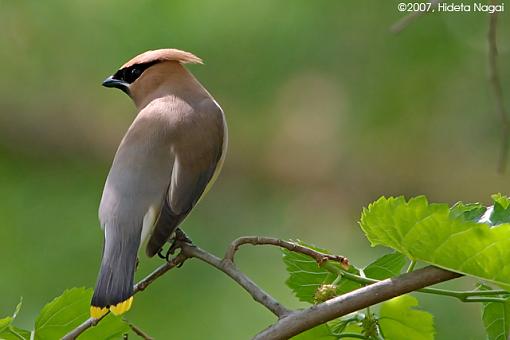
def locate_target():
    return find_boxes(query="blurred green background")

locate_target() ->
[1,1,509,339]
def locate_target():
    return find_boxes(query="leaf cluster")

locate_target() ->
[282,194,510,339]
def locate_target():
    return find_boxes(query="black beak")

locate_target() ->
[102,76,129,95]
[102,76,126,88]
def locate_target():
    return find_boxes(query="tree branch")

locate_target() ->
[181,243,291,317]
[126,321,154,340]
[254,266,461,340]
[224,236,349,268]
[325,263,508,303]
[62,253,188,340]
[488,5,509,173]
[62,236,294,339]
[63,236,467,340]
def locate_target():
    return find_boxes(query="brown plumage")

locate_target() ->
[90,48,227,318]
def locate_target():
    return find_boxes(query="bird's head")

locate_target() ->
[102,48,203,104]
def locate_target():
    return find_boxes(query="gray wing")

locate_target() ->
[146,102,225,257]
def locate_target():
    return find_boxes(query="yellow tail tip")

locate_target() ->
[109,296,134,316]
[90,306,109,319]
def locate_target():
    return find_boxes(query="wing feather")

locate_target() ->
[145,101,225,256]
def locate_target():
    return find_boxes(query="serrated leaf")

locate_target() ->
[364,252,406,280]
[489,202,510,226]
[329,314,365,338]
[336,253,406,296]
[282,244,346,303]
[0,327,31,340]
[480,284,510,340]
[450,202,486,222]
[379,295,434,340]
[34,287,129,340]
[284,244,407,304]
[492,193,510,209]
[360,196,510,289]
[291,324,336,340]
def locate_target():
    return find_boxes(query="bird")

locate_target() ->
[90,49,227,318]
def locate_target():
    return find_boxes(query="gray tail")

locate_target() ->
[91,233,139,311]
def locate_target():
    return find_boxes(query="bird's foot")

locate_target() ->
[157,228,193,264]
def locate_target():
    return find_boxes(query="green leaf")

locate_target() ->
[329,315,365,339]
[0,297,24,335]
[291,324,336,340]
[364,252,406,280]
[360,196,510,288]
[328,315,358,334]
[283,243,406,304]
[379,295,434,340]
[335,266,363,296]
[450,202,486,222]
[0,317,13,334]
[282,243,345,303]
[34,287,129,340]
[335,253,406,296]
[480,284,510,340]
[490,194,510,226]
[0,327,31,340]
[492,193,510,209]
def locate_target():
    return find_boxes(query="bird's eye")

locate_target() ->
[123,67,143,83]
[131,68,142,78]
[113,61,159,85]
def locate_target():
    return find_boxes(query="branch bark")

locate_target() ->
[182,243,291,318]
[127,322,154,340]
[63,236,302,339]
[225,236,349,268]
[62,253,189,340]
[62,236,462,340]
[254,266,461,340]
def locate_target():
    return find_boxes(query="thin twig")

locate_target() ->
[181,243,291,317]
[62,253,189,340]
[488,5,509,173]
[127,322,154,340]
[390,0,443,34]
[62,237,292,339]
[62,236,472,340]
[134,253,189,293]
[253,266,461,340]
[224,236,349,268]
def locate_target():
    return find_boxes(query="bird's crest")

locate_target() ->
[121,49,203,69]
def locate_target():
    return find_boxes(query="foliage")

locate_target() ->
[282,194,510,339]
[283,247,406,303]
[480,284,510,340]
[378,295,434,340]
[0,288,129,340]
[4,194,510,339]
[360,195,510,289]
[0,298,29,340]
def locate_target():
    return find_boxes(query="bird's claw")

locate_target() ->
[157,228,193,263]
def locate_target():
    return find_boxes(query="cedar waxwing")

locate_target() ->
[90,49,227,318]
